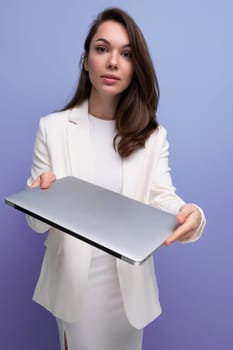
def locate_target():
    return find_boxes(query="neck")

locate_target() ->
[88,89,120,120]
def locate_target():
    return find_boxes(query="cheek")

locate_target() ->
[125,61,133,78]
[126,66,134,84]
[87,54,101,72]
[86,60,99,84]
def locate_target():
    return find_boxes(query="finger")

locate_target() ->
[176,205,195,224]
[176,212,187,224]
[40,173,56,189]
[165,205,201,246]
[178,231,195,242]
[40,177,51,189]
[164,223,193,246]
[30,177,41,188]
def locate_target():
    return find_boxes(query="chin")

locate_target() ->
[99,88,123,98]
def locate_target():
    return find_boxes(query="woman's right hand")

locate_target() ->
[31,172,56,189]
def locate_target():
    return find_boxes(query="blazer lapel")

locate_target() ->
[66,101,90,181]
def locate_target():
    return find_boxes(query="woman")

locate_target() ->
[27,7,206,350]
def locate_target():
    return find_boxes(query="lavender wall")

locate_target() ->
[1,1,232,349]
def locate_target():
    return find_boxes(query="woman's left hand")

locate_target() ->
[164,204,202,246]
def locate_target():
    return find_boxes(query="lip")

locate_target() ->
[101,74,120,80]
[101,74,120,85]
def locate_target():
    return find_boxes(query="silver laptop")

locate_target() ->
[5,176,178,265]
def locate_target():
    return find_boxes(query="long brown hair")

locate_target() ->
[62,8,160,157]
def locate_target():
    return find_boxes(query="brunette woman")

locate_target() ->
[27,7,205,350]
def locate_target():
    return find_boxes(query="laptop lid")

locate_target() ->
[5,176,178,265]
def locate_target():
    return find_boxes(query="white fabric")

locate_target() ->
[56,248,143,350]
[88,113,122,193]
[56,114,142,349]
[26,100,206,328]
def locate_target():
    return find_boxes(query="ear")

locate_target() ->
[83,57,88,71]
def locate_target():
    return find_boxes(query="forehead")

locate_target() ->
[92,20,130,46]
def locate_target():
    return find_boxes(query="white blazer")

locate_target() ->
[27,101,205,329]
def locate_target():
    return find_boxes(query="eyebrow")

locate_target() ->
[95,38,131,48]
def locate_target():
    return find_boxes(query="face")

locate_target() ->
[85,20,134,99]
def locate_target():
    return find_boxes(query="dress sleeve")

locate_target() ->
[26,118,52,233]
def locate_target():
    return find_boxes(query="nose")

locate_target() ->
[107,52,118,70]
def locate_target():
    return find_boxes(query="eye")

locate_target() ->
[96,46,108,54]
[121,50,132,59]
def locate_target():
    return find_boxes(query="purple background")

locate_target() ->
[1,1,232,349]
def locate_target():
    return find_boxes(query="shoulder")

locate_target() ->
[145,124,168,148]
[156,124,167,138]
[38,101,88,129]
[39,109,71,128]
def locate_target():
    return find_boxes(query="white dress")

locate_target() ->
[56,114,143,350]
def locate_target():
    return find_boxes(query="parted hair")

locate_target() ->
[62,7,160,157]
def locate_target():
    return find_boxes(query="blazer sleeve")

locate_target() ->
[26,117,52,233]
[148,127,205,242]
